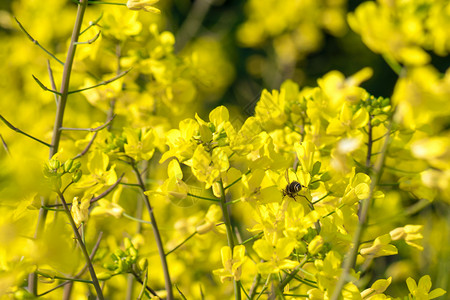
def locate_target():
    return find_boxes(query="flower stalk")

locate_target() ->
[57,192,104,299]
[132,162,174,300]
[218,179,241,300]
[28,0,90,295]
[331,121,393,300]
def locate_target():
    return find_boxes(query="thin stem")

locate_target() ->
[366,114,373,168]
[218,179,236,248]
[278,256,309,291]
[248,273,261,300]
[45,174,124,208]
[68,69,130,94]
[224,170,251,190]
[29,0,90,294]
[57,192,104,299]
[241,232,263,245]
[330,121,393,300]
[126,161,145,300]
[0,114,52,147]
[80,11,103,35]
[50,0,88,156]
[312,192,333,205]
[87,1,127,5]
[187,193,220,202]
[382,54,403,76]
[165,231,197,256]
[0,134,11,157]
[122,211,152,225]
[131,270,161,299]
[32,74,62,95]
[175,0,213,52]
[132,163,173,300]
[14,17,64,66]
[60,114,115,132]
[73,29,101,44]
[72,132,98,160]
[36,271,94,284]
[218,179,241,300]
[90,174,124,203]
[47,60,58,104]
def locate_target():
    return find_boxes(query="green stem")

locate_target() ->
[382,54,403,76]
[29,0,90,295]
[278,256,309,291]
[218,179,241,300]
[187,193,220,202]
[0,114,52,147]
[132,163,174,300]
[57,192,104,299]
[165,231,197,256]
[330,121,393,300]
[50,0,88,156]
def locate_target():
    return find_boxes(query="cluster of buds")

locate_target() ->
[43,157,82,190]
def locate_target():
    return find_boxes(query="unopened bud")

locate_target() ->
[63,159,74,172]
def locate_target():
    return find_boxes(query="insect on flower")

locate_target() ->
[282,169,308,202]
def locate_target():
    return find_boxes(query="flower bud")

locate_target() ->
[72,169,82,183]
[48,159,60,170]
[97,272,112,280]
[69,161,81,173]
[63,159,73,173]
[308,235,324,255]
[138,258,148,272]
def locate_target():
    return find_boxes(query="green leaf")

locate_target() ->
[311,161,321,176]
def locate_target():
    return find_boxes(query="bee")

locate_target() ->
[282,169,306,201]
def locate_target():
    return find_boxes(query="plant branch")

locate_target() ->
[72,132,98,160]
[47,60,59,104]
[68,69,130,94]
[0,114,52,147]
[60,114,116,132]
[0,134,11,156]
[90,173,124,204]
[175,0,213,52]
[29,0,90,295]
[80,11,103,35]
[74,30,101,44]
[165,231,197,256]
[218,179,241,300]
[131,162,174,300]
[37,232,103,297]
[131,270,161,299]
[57,191,104,299]
[187,193,220,202]
[330,121,393,300]
[14,17,64,66]
[32,74,62,95]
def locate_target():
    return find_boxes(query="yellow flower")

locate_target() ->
[253,237,299,274]
[361,277,392,299]
[406,275,446,300]
[389,225,423,251]
[196,204,222,234]
[213,245,246,283]
[126,0,160,14]
[71,197,90,227]
[360,234,397,258]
